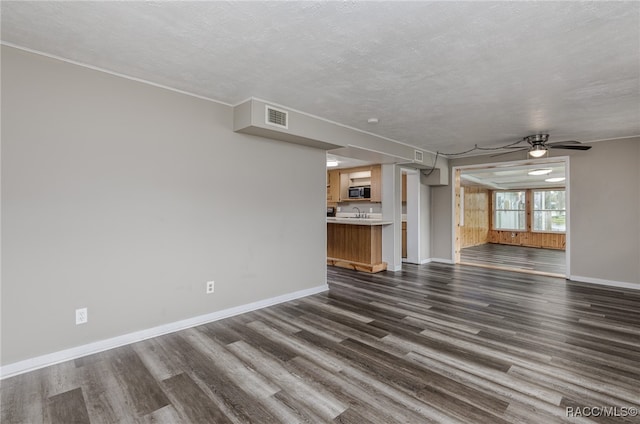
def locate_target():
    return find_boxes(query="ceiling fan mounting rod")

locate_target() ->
[525,134,549,145]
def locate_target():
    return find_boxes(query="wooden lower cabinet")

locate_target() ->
[327,223,387,273]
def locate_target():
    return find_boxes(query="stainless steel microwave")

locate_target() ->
[348,186,371,199]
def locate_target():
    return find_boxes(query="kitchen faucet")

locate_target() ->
[353,206,365,218]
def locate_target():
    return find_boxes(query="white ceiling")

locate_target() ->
[461,163,566,190]
[2,1,639,155]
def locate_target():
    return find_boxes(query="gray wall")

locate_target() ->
[431,185,453,261]
[420,184,431,262]
[1,46,327,365]
[569,138,640,283]
[431,138,640,284]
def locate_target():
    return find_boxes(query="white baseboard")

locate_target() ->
[0,284,328,380]
[429,258,455,264]
[402,258,431,265]
[568,275,640,291]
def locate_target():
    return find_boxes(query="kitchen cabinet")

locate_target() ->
[402,221,407,258]
[402,173,407,203]
[327,220,390,273]
[326,169,340,204]
[370,165,381,202]
[337,164,382,202]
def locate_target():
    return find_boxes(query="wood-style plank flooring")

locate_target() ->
[461,243,566,276]
[2,263,640,423]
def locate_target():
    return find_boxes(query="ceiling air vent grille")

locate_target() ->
[414,150,424,163]
[265,105,288,129]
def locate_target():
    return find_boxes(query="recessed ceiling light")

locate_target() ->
[545,177,566,183]
[528,168,553,176]
[326,160,339,168]
[367,118,379,124]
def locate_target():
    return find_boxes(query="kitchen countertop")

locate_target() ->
[327,217,393,226]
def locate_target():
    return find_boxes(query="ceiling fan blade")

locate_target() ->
[549,145,592,150]
[547,140,581,146]
[490,148,527,157]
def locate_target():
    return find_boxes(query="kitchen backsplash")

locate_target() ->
[336,201,383,214]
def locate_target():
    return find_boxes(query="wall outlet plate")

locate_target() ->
[76,307,88,325]
[206,281,215,294]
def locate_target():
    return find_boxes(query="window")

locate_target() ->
[533,190,566,232]
[493,191,526,230]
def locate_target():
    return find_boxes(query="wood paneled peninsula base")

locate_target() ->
[327,218,392,273]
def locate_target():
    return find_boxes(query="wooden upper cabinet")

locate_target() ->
[339,171,349,201]
[370,165,382,202]
[327,169,340,203]
[332,164,383,203]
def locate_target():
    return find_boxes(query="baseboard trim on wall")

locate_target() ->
[0,284,328,380]
[569,275,640,291]
[404,259,432,265]
[430,258,455,264]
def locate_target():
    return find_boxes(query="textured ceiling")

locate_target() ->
[2,1,639,154]
[461,163,566,190]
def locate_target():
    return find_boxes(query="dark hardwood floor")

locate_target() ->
[461,243,566,276]
[2,263,639,423]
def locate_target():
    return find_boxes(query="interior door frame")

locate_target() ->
[451,156,571,278]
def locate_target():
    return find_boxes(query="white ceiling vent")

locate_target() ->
[265,105,288,129]
[414,150,424,163]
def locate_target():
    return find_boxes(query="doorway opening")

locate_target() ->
[401,168,428,265]
[452,157,570,278]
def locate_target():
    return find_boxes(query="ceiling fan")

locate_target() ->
[493,134,592,158]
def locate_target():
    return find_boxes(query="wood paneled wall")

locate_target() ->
[487,188,566,251]
[488,231,566,250]
[460,186,566,251]
[461,186,489,248]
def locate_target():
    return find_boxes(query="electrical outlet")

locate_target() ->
[369,208,373,213]
[76,307,88,325]
[206,281,215,294]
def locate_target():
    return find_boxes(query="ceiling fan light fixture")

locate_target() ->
[528,144,548,158]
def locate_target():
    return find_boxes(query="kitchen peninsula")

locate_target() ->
[327,217,392,273]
